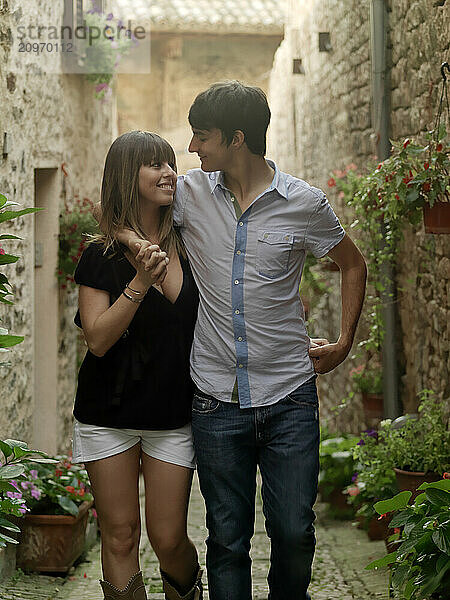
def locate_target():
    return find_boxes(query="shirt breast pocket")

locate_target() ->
[256,230,294,279]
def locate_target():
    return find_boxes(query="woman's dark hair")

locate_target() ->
[97,131,184,257]
[188,81,271,156]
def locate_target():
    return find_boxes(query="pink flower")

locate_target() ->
[0,247,5,255]
[327,177,336,188]
[30,470,38,480]
[31,487,41,500]
[347,486,360,497]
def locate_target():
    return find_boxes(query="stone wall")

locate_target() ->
[0,0,115,452]
[117,32,283,174]
[268,0,449,431]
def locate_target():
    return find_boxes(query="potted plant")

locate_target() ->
[0,439,54,580]
[386,390,449,497]
[319,434,359,517]
[58,195,98,290]
[77,3,134,101]
[366,477,450,600]
[349,360,383,423]
[346,425,398,540]
[14,456,94,572]
[328,128,449,355]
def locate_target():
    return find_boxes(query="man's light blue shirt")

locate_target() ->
[174,160,345,408]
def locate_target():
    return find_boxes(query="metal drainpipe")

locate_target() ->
[370,0,400,418]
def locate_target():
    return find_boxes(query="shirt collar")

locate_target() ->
[208,159,289,200]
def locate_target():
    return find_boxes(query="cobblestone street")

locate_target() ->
[0,473,388,599]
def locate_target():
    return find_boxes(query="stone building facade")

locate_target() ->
[268,0,449,431]
[0,0,115,453]
[115,0,285,173]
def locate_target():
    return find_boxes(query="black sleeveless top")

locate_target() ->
[73,242,198,430]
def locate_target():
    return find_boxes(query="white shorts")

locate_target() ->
[72,420,196,469]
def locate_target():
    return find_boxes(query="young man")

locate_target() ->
[124,81,367,600]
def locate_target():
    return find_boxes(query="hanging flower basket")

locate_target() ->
[423,199,450,233]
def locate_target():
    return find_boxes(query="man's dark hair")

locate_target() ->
[188,81,271,156]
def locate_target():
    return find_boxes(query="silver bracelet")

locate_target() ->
[126,283,144,295]
[122,290,144,304]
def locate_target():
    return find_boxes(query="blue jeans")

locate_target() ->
[191,376,319,600]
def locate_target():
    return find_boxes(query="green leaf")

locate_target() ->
[365,551,397,570]
[0,440,13,458]
[0,532,19,545]
[0,480,18,493]
[392,563,411,588]
[418,479,450,492]
[414,492,427,506]
[390,509,414,528]
[0,517,21,533]
[425,488,450,508]
[398,531,432,556]
[0,464,25,478]
[0,255,19,265]
[0,207,43,223]
[420,556,450,596]
[0,194,7,207]
[3,440,28,450]
[406,189,420,203]
[57,496,79,517]
[12,446,29,460]
[0,335,23,348]
[374,491,412,514]
[432,525,450,554]
[0,234,21,240]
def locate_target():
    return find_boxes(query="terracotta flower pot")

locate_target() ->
[16,501,92,573]
[361,392,384,421]
[393,468,440,500]
[367,515,391,541]
[423,201,450,234]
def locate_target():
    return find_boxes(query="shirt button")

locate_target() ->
[239,222,243,227]
[284,235,290,241]
[236,250,241,255]
[234,309,240,315]
[264,233,269,239]
[238,364,243,368]
[234,279,239,285]
[238,337,243,341]
[231,197,235,202]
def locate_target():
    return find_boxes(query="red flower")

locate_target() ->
[327,177,336,188]
[55,469,62,478]
[394,527,401,534]
[65,486,75,494]
[378,513,388,521]
[0,247,5,256]
[377,163,382,171]
[395,194,400,200]
[443,472,450,479]
[424,162,430,170]
[403,139,411,149]
[436,143,443,152]
[422,182,431,192]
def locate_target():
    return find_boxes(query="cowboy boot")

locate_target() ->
[160,566,203,600]
[100,571,148,600]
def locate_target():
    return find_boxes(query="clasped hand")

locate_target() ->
[129,240,169,288]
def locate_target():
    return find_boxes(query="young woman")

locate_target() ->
[72,131,202,600]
